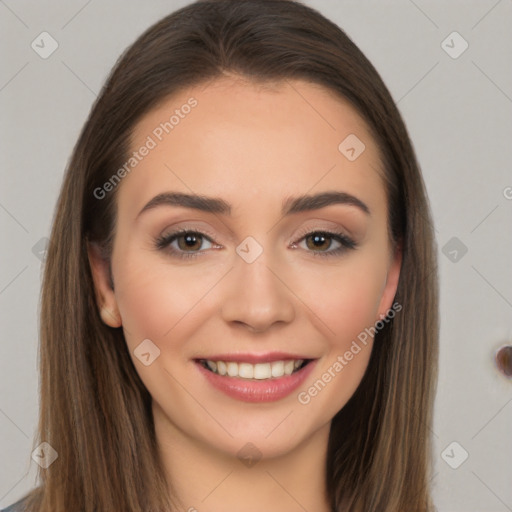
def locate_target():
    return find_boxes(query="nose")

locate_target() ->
[220,248,296,333]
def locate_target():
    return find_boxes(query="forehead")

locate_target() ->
[120,76,386,219]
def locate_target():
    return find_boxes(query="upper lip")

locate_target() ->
[195,352,314,364]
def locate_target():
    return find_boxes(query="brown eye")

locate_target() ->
[155,229,216,259]
[294,230,357,257]
[305,233,334,251]
[176,233,203,251]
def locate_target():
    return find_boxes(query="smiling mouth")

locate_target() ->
[197,359,312,380]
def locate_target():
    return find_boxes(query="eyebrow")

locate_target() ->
[136,190,371,218]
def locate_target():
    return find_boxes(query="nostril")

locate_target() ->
[495,345,512,378]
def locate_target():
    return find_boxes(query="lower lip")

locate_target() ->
[195,360,317,402]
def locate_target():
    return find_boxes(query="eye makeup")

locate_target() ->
[154,226,358,260]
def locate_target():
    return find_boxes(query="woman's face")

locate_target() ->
[89,76,401,459]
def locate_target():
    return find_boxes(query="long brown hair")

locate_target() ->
[16,1,439,510]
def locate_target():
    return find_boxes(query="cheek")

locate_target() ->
[113,248,227,349]
[115,254,200,343]
[294,257,387,348]
[291,258,386,415]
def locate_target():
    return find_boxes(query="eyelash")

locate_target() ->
[154,227,357,260]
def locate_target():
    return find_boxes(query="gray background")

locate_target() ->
[1,1,511,510]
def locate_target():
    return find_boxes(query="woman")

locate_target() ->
[3,0,438,510]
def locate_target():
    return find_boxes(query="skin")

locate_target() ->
[88,75,402,512]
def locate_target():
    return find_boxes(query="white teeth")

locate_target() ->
[226,362,238,377]
[238,363,254,379]
[217,361,227,376]
[271,361,284,377]
[203,359,305,380]
[253,363,271,379]
[284,360,295,375]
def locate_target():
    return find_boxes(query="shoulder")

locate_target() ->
[1,496,28,512]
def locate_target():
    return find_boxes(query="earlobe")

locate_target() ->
[376,243,403,321]
[100,306,122,327]
[87,241,122,328]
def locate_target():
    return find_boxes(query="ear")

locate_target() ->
[375,241,402,321]
[87,241,122,328]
